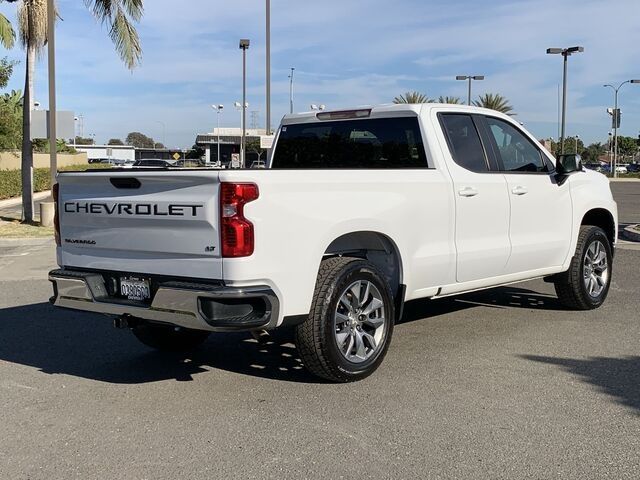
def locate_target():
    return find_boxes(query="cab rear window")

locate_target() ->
[271,117,427,169]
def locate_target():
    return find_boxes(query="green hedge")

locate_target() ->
[0,164,103,200]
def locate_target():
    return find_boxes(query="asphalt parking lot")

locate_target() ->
[0,182,639,479]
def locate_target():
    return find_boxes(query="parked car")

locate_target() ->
[615,165,628,174]
[625,163,640,173]
[250,160,267,169]
[49,104,618,382]
[131,159,174,168]
[174,159,205,168]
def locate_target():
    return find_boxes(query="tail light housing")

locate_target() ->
[52,182,60,246]
[220,182,259,257]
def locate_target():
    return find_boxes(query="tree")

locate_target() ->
[393,91,434,104]
[617,136,638,159]
[438,96,462,104]
[74,136,94,145]
[581,142,607,163]
[107,138,124,145]
[0,89,22,149]
[246,139,265,163]
[0,57,17,88]
[186,144,205,159]
[473,93,514,115]
[126,131,155,148]
[0,10,15,48]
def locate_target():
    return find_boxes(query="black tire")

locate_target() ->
[554,225,613,310]
[295,257,395,382]
[132,323,210,352]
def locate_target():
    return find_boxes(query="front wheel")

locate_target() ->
[554,225,613,310]
[295,257,395,382]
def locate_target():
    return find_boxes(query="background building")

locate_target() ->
[196,128,266,166]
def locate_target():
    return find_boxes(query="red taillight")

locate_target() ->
[52,183,60,246]
[220,183,259,257]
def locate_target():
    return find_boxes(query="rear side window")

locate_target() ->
[440,114,488,172]
[271,117,427,169]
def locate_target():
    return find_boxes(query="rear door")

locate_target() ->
[57,170,223,279]
[439,113,511,282]
[480,116,572,273]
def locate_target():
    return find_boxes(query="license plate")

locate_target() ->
[120,277,151,301]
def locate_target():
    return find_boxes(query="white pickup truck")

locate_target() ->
[49,104,618,382]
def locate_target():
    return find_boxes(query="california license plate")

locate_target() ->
[120,277,151,301]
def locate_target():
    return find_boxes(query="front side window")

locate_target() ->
[271,117,427,169]
[485,117,547,173]
[440,114,488,172]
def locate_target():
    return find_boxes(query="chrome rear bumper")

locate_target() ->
[49,269,279,332]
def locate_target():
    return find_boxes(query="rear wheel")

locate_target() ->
[295,257,395,382]
[554,225,612,310]
[132,323,210,352]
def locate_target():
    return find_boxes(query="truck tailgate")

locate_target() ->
[57,169,223,279]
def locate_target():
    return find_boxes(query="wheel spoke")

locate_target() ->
[339,294,354,314]
[362,331,377,350]
[362,297,384,316]
[354,330,367,358]
[343,333,355,355]
[335,330,350,349]
[349,282,362,309]
[363,315,384,329]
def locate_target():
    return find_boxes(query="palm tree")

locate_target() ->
[393,91,434,104]
[2,0,143,221]
[0,11,15,48]
[438,96,461,104]
[473,93,514,115]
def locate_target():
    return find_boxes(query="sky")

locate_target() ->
[1,0,639,148]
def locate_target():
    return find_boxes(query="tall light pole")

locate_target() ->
[211,104,224,164]
[574,134,580,155]
[47,0,57,190]
[289,67,296,114]
[266,0,271,135]
[155,120,166,149]
[603,80,640,177]
[456,75,484,105]
[239,39,250,168]
[546,46,584,155]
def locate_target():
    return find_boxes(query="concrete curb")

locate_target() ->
[608,178,640,182]
[622,225,640,242]
[0,190,51,209]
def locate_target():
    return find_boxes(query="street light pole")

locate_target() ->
[211,104,224,164]
[239,39,250,168]
[546,46,584,155]
[47,0,57,190]
[266,0,271,135]
[289,67,295,114]
[456,75,485,105]
[603,80,640,178]
[155,121,166,149]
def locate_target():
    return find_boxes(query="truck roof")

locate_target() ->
[280,103,510,125]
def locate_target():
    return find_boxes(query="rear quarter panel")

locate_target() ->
[218,168,455,321]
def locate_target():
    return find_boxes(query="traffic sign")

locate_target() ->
[173,152,181,161]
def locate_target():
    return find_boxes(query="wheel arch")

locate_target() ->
[581,208,616,247]
[323,231,404,300]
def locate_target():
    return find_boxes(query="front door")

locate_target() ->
[482,116,572,274]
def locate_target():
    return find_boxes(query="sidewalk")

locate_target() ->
[0,190,51,210]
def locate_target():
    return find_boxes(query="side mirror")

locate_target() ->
[556,154,583,175]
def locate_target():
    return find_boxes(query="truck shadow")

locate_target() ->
[0,285,560,384]
[520,355,640,414]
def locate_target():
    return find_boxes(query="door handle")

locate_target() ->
[511,186,528,196]
[458,187,479,197]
